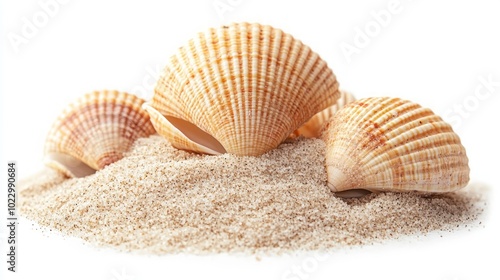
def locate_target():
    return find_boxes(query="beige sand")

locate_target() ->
[20,135,484,254]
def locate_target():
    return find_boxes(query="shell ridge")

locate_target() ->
[356,114,450,162]
[45,91,155,177]
[210,25,233,145]
[364,140,467,181]
[300,63,335,125]
[364,151,469,192]
[354,97,400,127]
[288,47,314,122]
[228,24,243,152]
[382,113,442,140]
[257,25,274,151]
[364,131,463,172]
[152,22,340,155]
[349,99,430,161]
[187,33,208,126]
[294,91,355,138]
[324,97,469,194]
[308,72,340,117]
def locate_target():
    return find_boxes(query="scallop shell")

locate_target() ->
[292,91,356,138]
[322,97,470,197]
[44,90,156,178]
[148,22,340,156]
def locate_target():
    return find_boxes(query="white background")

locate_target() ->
[1,0,499,279]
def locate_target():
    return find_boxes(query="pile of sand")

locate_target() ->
[20,135,484,254]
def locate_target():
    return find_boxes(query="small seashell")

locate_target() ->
[147,22,340,156]
[292,91,356,138]
[322,97,470,197]
[44,90,156,177]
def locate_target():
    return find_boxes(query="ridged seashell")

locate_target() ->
[44,90,156,178]
[146,22,340,156]
[322,97,470,197]
[292,91,355,138]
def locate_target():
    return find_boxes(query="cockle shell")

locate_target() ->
[146,22,340,156]
[44,90,156,178]
[293,91,356,138]
[322,97,470,197]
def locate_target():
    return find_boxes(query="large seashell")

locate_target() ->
[322,97,470,197]
[147,22,340,156]
[44,90,156,178]
[292,90,355,138]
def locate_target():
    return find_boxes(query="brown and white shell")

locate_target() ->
[292,91,355,138]
[146,22,340,156]
[44,90,156,178]
[322,97,470,197]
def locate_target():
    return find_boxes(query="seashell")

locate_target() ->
[147,22,340,156]
[292,90,356,138]
[44,90,156,178]
[322,97,470,197]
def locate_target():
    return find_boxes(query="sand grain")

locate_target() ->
[20,135,484,254]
